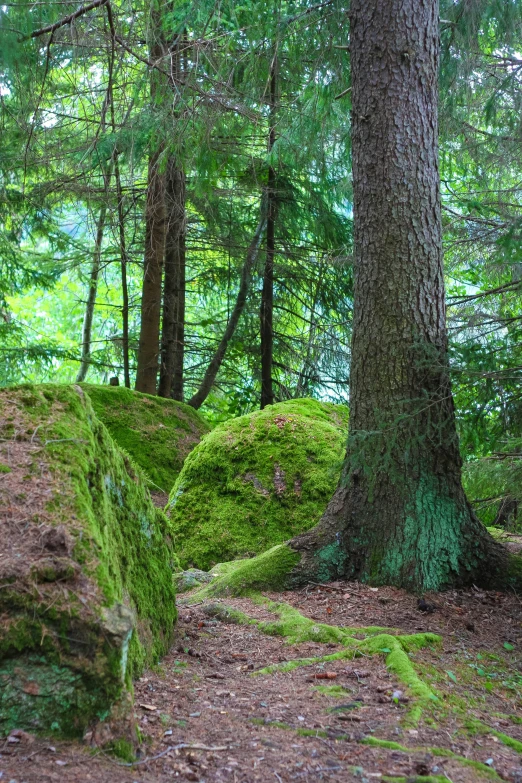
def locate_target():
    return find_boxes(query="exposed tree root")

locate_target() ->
[203,595,439,724]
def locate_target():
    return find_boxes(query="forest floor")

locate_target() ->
[3,580,522,783]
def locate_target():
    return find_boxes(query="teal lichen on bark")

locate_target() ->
[166,398,348,569]
[0,384,177,740]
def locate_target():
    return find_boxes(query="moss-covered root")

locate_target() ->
[382,776,448,783]
[187,544,302,598]
[255,630,439,723]
[466,718,522,754]
[364,738,501,780]
[205,596,439,722]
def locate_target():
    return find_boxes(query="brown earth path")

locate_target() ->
[2,582,522,783]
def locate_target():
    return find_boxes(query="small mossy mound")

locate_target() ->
[82,384,210,492]
[166,398,348,569]
[0,384,177,742]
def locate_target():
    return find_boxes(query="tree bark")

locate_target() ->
[295,259,324,397]
[76,175,110,383]
[260,55,277,409]
[287,0,506,592]
[158,156,186,400]
[135,14,167,395]
[135,149,166,394]
[188,203,267,410]
[113,152,131,388]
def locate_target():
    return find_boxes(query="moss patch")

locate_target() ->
[188,545,302,599]
[363,737,501,779]
[166,398,348,569]
[0,383,177,741]
[82,384,210,492]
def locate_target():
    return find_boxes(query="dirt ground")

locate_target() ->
[2,581,522,782]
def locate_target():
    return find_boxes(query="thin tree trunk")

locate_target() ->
[172,197,186,401]
[286,0,506,592]
[260,55,277,409]
[295,259,324,397]
[114,152,130,388]
[158,31,185,400]
[135,150,166,394]
[76,174,111,383]
[158,157,186,399]
[188,204,267,410]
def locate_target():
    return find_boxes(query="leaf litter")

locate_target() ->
[2,581,522,782]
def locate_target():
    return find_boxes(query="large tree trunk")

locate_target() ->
[158,157,186,400]
[188,204,267,410]
[135,16,167,395]
[135,150,166,394]
[287,0,506,592]
[260,56,277,409]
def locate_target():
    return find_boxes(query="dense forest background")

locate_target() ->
[2,0,522,529]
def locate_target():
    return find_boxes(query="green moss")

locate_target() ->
[110,738,136,761]
[204,596,439,722]
[0,384,177,740]
[382,777,448,783]
[249,596,396,643]
[189,544,301,598]
[466,717,522,753]
[82,384,210,492]
[0,462,11,473]
[313,684,352,697]
[254,631,439,719]
[363,737,500,779]
[166,399,348,569]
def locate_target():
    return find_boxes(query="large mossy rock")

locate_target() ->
[82,384,210,492]
[0,384,177,743]
[166,398,348,570]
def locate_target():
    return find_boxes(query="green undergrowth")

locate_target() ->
[0,384,177,740]
[82,384,210,492]
[166,398,348,569]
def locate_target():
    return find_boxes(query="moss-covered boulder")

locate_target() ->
[166,398,348,570]
[0,384,177,745]
[82,384,210,492]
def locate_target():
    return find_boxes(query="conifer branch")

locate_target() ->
[26,0,109,40]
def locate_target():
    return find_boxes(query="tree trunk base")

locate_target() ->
[287,483,513,592]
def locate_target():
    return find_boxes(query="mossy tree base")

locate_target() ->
[0,384,177,744]
[187,526,522,608]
